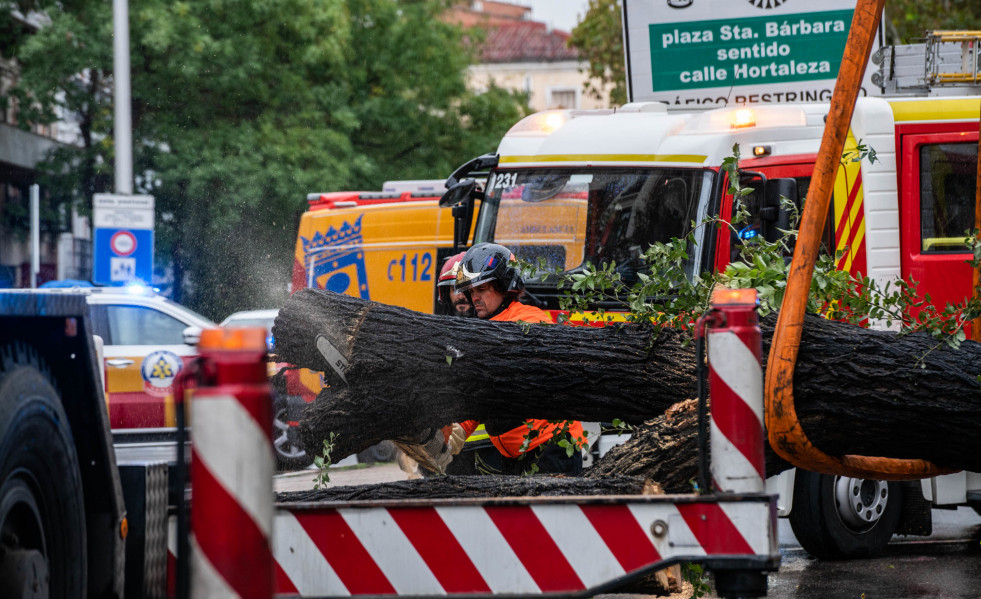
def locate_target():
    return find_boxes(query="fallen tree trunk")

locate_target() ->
[586,399,793,492]
[274,288,695,459]
[273,288,981,472]
[276,474,651,503]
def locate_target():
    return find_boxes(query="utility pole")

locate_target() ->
[113,0,133,195]
[30,184,39,288]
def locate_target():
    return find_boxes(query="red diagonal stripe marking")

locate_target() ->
[191,449,273,599]
[710,378,765,479]
[486,505,584,592]
[849,235,867,277]
[274,559,299,595]
[844,205,865,267]
[677,504,754,555]
[580,504,661,571]
[389,507,491,593]
[835,169,863,242]
[294,510,395,595]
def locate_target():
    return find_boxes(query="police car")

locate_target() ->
[22,284,215,433]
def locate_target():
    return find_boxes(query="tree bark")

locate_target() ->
[273,288,981,472]
[276,474,650,503]
[586,399,793,492]
[273,288,694,459]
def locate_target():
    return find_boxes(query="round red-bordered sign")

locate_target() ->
[110,230,137,256]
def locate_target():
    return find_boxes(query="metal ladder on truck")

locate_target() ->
[873,30,981,94]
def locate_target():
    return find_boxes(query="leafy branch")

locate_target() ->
[312,432,339,490]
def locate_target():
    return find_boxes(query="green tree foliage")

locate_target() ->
[3,0,526,318]
[885,0,981,43]
[567,0,625,106]
[1,0,114,232]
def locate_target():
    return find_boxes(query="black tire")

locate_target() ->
[0,345,86,597]
[272,395,314,471]
[357,441,397,464]
[789,469,902,560]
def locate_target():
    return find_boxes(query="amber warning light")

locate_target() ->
[730,109,756,129]
[711,287,759,306]
[199,327,268,351]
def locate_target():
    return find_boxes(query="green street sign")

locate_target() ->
[650,10,852,92]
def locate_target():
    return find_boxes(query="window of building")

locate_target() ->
[547,88,578,109]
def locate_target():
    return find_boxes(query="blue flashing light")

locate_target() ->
[126,282,151,296]
[738,226,760,241]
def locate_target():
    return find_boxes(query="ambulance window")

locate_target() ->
[919,142,978,253]
[106,305,188,346]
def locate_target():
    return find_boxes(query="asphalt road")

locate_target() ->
[767,509,981,599]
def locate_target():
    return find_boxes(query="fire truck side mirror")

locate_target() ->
[441,179,478,250]
[440,179,476,207]
[761,178,797,244]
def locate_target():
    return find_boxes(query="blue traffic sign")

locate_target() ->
[93,227,154,285]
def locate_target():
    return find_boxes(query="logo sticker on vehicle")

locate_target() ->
[141,350,183,397]
[301,215,371,299]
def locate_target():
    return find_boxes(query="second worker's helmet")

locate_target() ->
[438,252,467,288]
[454,243,523,294]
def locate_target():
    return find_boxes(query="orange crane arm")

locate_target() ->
[764,0,957,480]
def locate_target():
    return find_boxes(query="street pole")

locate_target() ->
[113,0,133,195]
[30,184,39,288]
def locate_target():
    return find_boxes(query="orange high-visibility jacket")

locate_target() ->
[460,301,585,458]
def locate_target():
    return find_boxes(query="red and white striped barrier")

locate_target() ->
[190,328,275,599]
[274,497,773,596]
[169,497,776,597]
[706,289,766,494]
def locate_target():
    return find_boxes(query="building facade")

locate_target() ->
[448,1,612,112]
[1,11,87,288]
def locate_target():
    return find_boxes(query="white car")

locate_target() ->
[15,284,215,432]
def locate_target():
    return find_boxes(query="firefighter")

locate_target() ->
[454,242,584,475]
[435,252,473,317]
[395,253,473,478]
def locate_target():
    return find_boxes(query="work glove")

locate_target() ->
[395,450,423,480]
[393,424,464,475]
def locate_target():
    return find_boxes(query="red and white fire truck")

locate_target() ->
[440,33,981,559]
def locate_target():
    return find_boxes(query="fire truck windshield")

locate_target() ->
[475,168,715,282]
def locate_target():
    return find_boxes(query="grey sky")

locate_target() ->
[518,0,591,34]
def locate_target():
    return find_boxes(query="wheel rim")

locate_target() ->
[833,476,889,532]
[0,476,46,556]
[0,475,51,596]
[273,408,307,460]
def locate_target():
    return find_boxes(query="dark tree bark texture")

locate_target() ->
[273,288,694,460]
[587,399,793,491]
[274,288,981,473]
[276,474,649,503]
